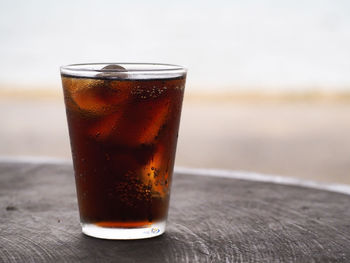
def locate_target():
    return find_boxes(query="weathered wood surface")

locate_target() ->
[1,161,350,263]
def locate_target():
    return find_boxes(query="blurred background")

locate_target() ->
[0,0,349,184]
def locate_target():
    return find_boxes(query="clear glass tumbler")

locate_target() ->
[60,63,186,239]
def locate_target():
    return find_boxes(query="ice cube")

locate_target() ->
[88,111,123,140]
[139,145,170,197]
[70,80,130,115]
[110,98,171,147]
[138,100,170,144]
[103,64,127,71]
[97,64,129,79]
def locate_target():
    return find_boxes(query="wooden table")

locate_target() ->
[1,160,350,262]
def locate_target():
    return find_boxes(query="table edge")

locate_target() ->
[1,155,350,196]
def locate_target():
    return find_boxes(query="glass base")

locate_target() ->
[81,221,166,240]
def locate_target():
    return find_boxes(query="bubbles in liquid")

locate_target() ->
[131,86,168,99]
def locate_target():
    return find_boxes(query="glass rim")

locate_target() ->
[60,63,187,79]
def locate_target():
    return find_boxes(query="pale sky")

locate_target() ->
[1,0,350,91]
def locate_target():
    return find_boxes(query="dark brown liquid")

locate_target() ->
[61,75,185,227]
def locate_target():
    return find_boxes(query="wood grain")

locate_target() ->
[1,161,350,262]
